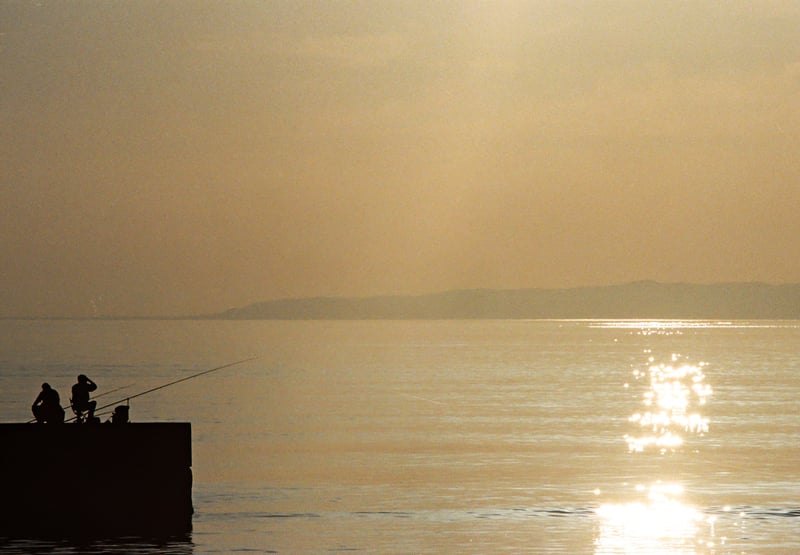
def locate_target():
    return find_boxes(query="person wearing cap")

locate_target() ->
[31,383,65,424]
[71,374,98,423]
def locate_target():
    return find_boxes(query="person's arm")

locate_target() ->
[86,377,97,392]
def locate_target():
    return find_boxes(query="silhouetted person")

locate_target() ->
[110,405,129,424]
[71,374,98,423]
[31,383,65,424]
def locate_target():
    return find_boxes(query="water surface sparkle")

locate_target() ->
[595,483,718,554]
[625,355,712,454]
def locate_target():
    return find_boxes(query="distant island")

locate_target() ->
[203,281,800,320]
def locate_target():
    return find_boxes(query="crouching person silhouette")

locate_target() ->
[31,383,65,424]
[71,374,98,424]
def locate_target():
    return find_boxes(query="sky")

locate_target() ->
[1,1,799,317]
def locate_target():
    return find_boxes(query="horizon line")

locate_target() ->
[3,280,799,320]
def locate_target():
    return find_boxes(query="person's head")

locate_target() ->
[78,374,88,383]
[41,383,51,391]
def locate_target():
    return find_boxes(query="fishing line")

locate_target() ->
[88,356,259,418]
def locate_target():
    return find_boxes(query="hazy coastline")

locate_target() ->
[203,281,800,321]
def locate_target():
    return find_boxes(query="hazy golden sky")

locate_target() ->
[2,1,799,316]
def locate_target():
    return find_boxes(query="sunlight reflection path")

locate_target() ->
[625,354,712,454]
[595,483,718,554]
[595,336,717,554]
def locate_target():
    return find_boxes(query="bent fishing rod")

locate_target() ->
[89,356,259,418]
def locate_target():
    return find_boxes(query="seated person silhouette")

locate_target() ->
[31,383,65,424]
[71,374,98,423]
[110,405,129,424]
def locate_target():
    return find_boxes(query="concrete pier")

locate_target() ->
[0,422,192,536]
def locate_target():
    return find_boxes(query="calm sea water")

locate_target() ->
[0,319,798,554]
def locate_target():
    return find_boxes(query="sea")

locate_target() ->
[0,319,798,554]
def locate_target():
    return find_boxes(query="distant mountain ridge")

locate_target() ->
[206,281,800,320]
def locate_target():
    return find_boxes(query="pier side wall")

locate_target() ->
[0,422,192,536]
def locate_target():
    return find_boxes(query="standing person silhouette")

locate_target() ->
[71,374,98,423]
[31,383,65,424]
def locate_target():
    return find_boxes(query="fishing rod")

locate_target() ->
[90,356,259,418]
[88,383,134,401]
[40,358,255,424]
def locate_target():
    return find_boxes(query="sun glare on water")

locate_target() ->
[595,483,718,554]
[594,349,719,553]
[624,354,712,454]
